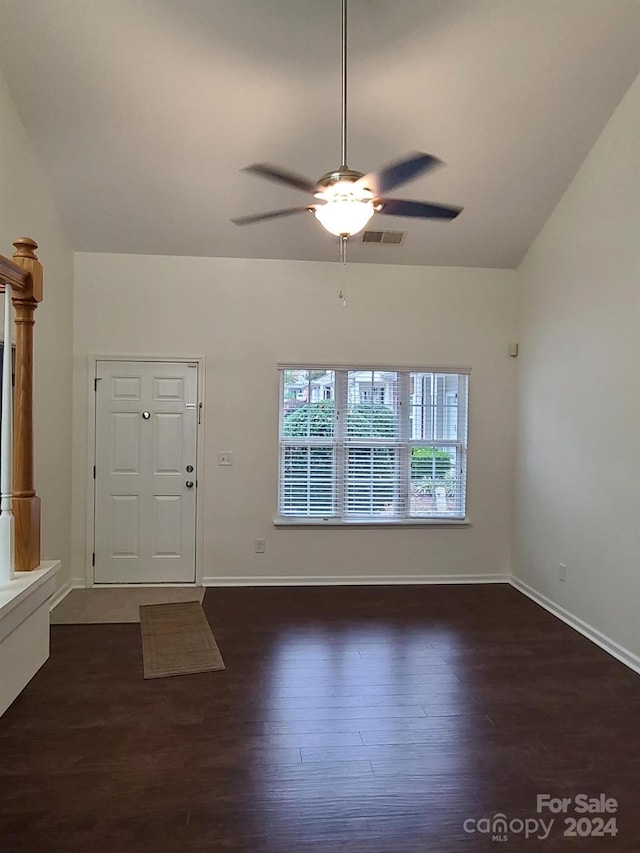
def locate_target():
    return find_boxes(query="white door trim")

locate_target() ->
[85,354,206,587]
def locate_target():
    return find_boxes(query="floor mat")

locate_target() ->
[139,600,225,679]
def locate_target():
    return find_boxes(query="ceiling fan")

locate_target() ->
[232,0,463,242]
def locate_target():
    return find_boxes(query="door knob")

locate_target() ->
[186,481,194,488]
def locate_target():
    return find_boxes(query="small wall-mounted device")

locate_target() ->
[508,343,519,357]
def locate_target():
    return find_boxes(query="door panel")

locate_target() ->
[152,495,182,557]
[112,376,142,400]
[94,360,198,583]
[111,413,142,473]
[153,413,183,474]
[110,495,140,557]
[153,376,185,401]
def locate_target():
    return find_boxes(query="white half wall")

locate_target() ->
[72,254,517,583]
[514,74,640,658]
[0,71,74,588]
[0,561,60,716]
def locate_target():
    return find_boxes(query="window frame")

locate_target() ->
[276,365,470,527]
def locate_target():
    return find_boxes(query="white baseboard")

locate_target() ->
[89,582,199,589]
[203,573,510,587]
[49,579,85,612]
[510,576,640,676]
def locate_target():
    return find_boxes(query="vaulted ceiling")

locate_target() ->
[0,0,638,267]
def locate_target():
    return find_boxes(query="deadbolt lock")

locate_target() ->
[186,465,194,473]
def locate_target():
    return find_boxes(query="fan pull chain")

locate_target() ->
[338,235,348,306]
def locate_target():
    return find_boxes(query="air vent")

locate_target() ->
[362,230,405,245]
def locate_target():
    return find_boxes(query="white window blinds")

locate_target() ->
[279,368,468,521]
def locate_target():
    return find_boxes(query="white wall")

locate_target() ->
[514,74,640,657]
[0,72,74,587]
[72,254,517,583]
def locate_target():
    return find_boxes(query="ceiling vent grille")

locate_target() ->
[362,230,405,245]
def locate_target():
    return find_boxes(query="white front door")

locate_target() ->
[94,360,198,583]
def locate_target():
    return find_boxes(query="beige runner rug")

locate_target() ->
[139,601,225,679]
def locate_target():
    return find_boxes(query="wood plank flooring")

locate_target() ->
[1,584,639,851]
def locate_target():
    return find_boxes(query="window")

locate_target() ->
[278,367,469,522]
[359,384,385,405]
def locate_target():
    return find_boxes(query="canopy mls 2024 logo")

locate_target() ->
[463,793,618,842]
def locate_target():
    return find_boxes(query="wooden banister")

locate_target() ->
[0,239,43,571]
[0,256,31,293]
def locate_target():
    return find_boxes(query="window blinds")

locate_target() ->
[279,368,468,521]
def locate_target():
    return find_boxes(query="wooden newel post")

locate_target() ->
[11,238,43,571]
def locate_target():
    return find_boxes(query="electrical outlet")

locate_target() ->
[559,563,567,583]
[254,538,265,554]
[218,451,233,466]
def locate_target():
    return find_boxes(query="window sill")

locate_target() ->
[273,517,470,528]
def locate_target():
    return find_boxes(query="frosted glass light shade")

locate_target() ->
[314,181,375,237]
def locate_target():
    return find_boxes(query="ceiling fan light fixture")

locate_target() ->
[313,181,375,236]
[232,1,462,239]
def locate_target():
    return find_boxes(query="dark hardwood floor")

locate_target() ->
[1,584,639,851]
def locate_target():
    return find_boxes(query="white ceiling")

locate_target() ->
[0,0,638,268]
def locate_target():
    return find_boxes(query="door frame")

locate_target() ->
[85,354,206,588]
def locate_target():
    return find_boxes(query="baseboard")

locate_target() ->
[510,575,640,676]
[203,573,510,587]
[49,579,84,612]
[48,580,72,611]
[89,583,198,588]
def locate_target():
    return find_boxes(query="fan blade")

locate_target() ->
[377,198,462,220]
[231,206,313,225]
[242,163,318,194]
[357,152,442,196]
